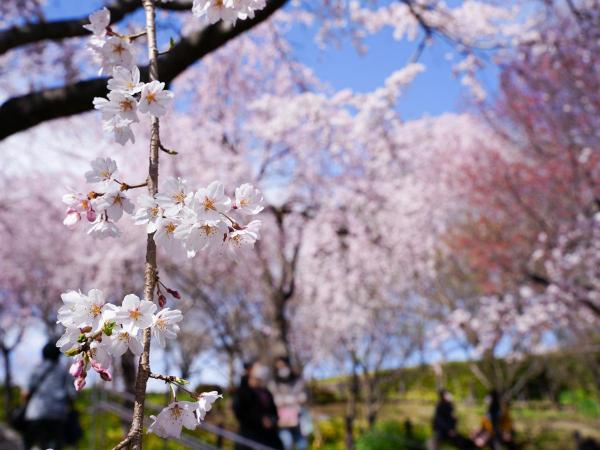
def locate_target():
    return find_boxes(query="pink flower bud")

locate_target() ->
[166,288,181,299]
[100,369,112,381]
[69,360,85,378]
[74,376,86,392]
[158,294,167,308]
[87,208,97,222]
[91,360,113,382]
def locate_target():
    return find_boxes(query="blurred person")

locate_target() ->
[430,389,474,450]
[22,341,76,450]
[269,357,308,450]
[431,389,457,448]
[574,431,600,450]
[233,361,283,450]
[473,390,514,450]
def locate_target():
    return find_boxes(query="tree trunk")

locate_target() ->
[1,346,13,415]
[344,358,360,450]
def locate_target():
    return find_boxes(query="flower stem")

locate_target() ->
[117,1,161,449]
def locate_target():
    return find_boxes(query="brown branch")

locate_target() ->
[0,0,193,56]
[0,0,289,141]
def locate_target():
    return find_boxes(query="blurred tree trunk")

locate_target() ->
[1,345,13,415]
[344,354,360,450]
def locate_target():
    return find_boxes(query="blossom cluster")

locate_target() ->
[192,0,267,25]
[56,288,183,390]
[62,157,264,255]
[84,8,174,145]
[56,287,221,438]
[63,157,132,239]
[140,177,263,257]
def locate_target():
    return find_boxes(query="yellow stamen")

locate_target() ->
[91,304,102,317]
[120,99,133,111]
[173,191,186,204]
[146,92,157,104]
[165,222,176,234]
[203,196,215,211]
[129,309,142,320]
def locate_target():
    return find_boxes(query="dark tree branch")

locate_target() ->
[0,0,193,56]
[0,0,288,141]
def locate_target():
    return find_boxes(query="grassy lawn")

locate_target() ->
[2,386,599,449]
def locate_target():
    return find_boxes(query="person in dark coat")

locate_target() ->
[22,342,75,450]
[433,389,457,442]
[432,389,474,450]
[233,361,283,450]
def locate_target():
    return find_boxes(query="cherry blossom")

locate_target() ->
[93,91,139,123]
[109,330,144,357]
[114,294,157,333]
[152,308,184,348]
[195,391,222,421]
[233,183,264,215]
[192,0,242,25]
[148,401,198,439]
[101,37,135,70]
[108,66,144,95]
[134,194,162,233]
[83,7,110,37]
[85,157,118,185]
[87,218,121,239]
[138,80,174,117]
[193,180,231,220]
[93,188,135,221]
[155,178,190,217]
[102,116,136,145]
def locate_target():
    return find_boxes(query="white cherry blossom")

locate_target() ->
[110,329,143,356]
[114,294,157,333]
[101,36,135,69]
[175,217,226,257]
[228,220,261,252]
[155,178,190,217]
[138,81,174,117]
[148,401,198,438]
[154,217,184,255]
[83,7,110,36]
[71,288,107,331]
[93,188,135,221]
[193,181,231,220]
[234,183,264,215]
[192,0,240,25]
[102,116,135,145]
[87,218,121,239]
[134,194,163,233]
[151,308,183,347]
[195,391,222,421]
[57,290,88,329]
[108,66,144,95]
[85,157,118,185]
[56,327,81,353]
[93,91,139,123]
